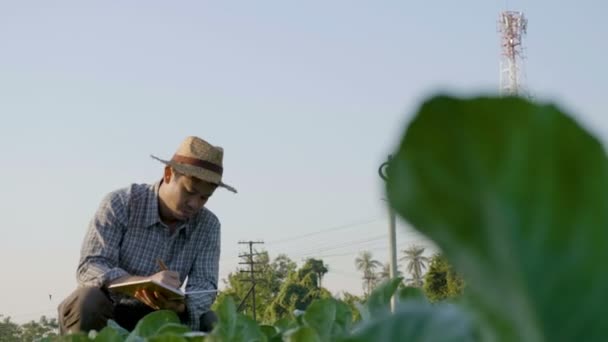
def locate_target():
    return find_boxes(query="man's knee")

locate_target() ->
[199,310,218,332]
[58,287,113,335]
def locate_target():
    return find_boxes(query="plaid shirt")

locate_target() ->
[77,181,221,330]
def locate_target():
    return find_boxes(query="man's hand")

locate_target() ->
[133,270,185,312]
[135,289,186,313]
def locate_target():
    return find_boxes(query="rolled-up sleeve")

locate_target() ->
[77,191,129,287]
[185,216,221,330]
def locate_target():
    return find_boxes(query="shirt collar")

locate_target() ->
[142,180,195,237]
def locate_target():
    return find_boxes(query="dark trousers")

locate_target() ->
[57,287,217,334]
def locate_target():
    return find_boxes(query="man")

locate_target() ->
[57,136,236,334]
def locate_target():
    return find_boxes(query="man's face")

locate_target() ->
[162,167,217,221]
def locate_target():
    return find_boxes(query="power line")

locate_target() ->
[223,217,427,261]
[311,246,389,259]
[265,217,384,245]
[309,241,435,264]
[294,240,389,259]
[286,234,388,258]
[275,230,432,259]
[218,225,433,282]
[325,268,361,280]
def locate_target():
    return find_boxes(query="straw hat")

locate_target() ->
[151,136,237,193]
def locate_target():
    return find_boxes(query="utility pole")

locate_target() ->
[379,155,398,312]
[237,240,264,321]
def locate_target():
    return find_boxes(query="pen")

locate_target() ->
[157,258,169,271]
[185,290,219,295]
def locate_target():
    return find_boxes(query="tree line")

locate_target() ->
[213,244,465,324]
[0,315,58,341]
[354,245,465,301]
[0,245,464,340]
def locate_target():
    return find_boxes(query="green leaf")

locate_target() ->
[47,334,90,342]
[232,314,266,342]
[398,286,427,302]
[353,302,369,322]
[343,301,477,342]
[331,300,353,338]
[212,296,237,340]
[272,317,298,341]
[302,299,335,341]
[272,318,292,333]
[283,326,321,342]
[182,331,207,341]
[107,319,130,338]
[155,323,191,335]
[293,311,305,327]
[147,334,189,342]
[208,304,265,342]
[387,95,608,341]
[95,326,126,342]
[126,310,181,341]
[365,277,402,317]
[259,324,278,339]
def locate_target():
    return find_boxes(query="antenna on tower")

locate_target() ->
[498,11,528,96]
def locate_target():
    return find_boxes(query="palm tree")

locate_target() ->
[378,262,402,282]
[400,245,430,287]
[355,251,382,295]
[302,258,328,287]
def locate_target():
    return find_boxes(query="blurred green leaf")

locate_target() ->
[208,297,265,342]
[155,323,190,336]
[259,324,278,340]
[300,298,353,340]
[274,318,293,333]
[365,277,402,317]
[126,310,180,341]
[353,302,369,322]
[387,95,608,341]
[147,334,189,342]
[212,296,237,340]
[344,301,476,342]
[182,331,207,341]
[398,286,427,302]
[283,326,321,342]
[107,320,129,338]
[232,314,266,342]
[46,334,90,342]
[302,299,335,341]
[95,326,126,342]
[331,300,353,338]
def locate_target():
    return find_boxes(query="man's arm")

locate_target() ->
[185,216,221,330]
[77,191,130,287]
[78,189,186,313]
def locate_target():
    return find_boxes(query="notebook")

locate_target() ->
[108,279,185,301]
[108,279,219,302]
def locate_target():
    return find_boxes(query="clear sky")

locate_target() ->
[1,1,606,323]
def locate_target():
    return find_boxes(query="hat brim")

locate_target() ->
[151,155,237,193]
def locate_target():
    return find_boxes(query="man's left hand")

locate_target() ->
[135,289,186,313]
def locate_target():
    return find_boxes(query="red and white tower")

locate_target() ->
[498,11,528,95]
